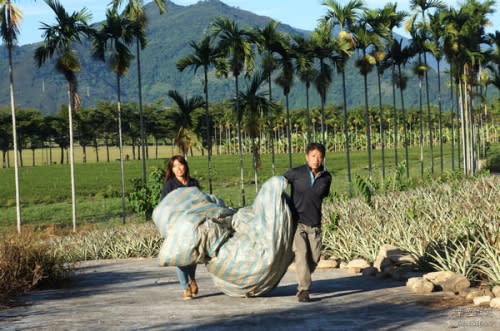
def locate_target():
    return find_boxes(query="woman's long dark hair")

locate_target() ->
[164,155,190,183]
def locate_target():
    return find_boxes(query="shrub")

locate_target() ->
[0,230,71,307]
[127,167,164,219]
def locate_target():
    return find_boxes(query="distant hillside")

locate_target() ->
[0,0,450,114]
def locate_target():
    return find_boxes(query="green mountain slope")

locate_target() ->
[0,0,449,115]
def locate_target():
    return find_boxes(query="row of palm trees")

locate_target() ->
[2,0,166,232]
[3,98,495,167]
[174,0,499,204]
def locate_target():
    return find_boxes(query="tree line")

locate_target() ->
[2,0,500,232]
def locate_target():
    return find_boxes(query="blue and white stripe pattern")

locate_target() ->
[152,176,294,297]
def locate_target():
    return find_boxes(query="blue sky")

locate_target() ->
[15,0,500,45]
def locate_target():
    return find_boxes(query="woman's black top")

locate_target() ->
[160,177,199,200]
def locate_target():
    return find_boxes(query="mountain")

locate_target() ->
[0,0,448,114]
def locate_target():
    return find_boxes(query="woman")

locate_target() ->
[161,155,200,300]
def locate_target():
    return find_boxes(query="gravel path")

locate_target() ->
[1,258,499,330]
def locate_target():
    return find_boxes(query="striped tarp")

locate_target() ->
[152,176,294,297]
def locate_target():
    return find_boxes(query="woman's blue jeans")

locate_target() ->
[176,264,196,289]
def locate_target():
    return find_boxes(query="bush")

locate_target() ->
[487,153,500,173]
[0,230,71,307]
[127,167,164,219]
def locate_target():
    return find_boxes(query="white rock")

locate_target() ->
[490,297,500,309]
[423,271,455,285]
[316,259,339,269]
[347,267,362,274]
[347,258,371,269]
[407,277,434,294]
[492,286,500,298]
[473,296,491,307]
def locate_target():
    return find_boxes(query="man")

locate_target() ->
[284,142,332,302]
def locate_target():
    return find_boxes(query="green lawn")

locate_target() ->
[0,142,497,231]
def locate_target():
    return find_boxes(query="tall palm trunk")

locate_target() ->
[136,41,147,184]
[436,59,444,173]
[423,53,434,174]
[8,41,22,233]
[235,76,245,206]
[392,64,398,166]
[418,75,424,178]
[459,78,468,174]
[204,66,213,193]
[450,69,456,171]
[116,74,126,224]
[305,82,311,145]
[398,64,409,177]
[67,85,77,233]
[341,70,352,195]
[285,94,292,168]
[362,69,372,179]
[267,73,276,175]
[376,68,385,180]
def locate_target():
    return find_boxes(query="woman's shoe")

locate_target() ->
[189,279,198,295]
[183,287,193,300]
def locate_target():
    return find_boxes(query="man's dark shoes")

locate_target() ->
[297,290,311,302]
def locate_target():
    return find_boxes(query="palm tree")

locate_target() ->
[238,71,269,193]
[250,20,287,175]
[451,0,494,175]
[428,10,446,173]
[380,3,408,170]
[92,7,136,224]
[34,0,92,232]
[292,34,317,145]
[409,0,447,175]
[352,9,385,179]
[0,1,29,222]
[1,0,22,232]
[177,35,222,194]
[167,90,205,157]
[389,38,412,177]
[323,0,362,193]
[211,17,254,206]
[311,19,335,146]
[111,0,167,184]
[275,40,294,168]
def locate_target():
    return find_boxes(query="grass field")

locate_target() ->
[1,142,498,231]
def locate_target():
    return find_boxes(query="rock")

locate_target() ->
[406,277,421,288]
[389,255,417,265]
[339,262,348,269]
[423,271,455,285]
[346,259,370,269]
[379,259,394,272]
[473,296,491,307]
[461,288,484,301]
[347,267,362,274]
[374,244,399,272]
[407,277,434,294]
[317,259,339,269]
[443,291,457,297]
[493,286,500,298]
[362,267,377,277]
[490,297,500,309]
[441,274,470,294]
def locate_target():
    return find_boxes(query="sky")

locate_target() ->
[14,0,500,46]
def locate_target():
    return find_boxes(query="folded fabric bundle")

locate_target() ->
[152,176,294,297]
